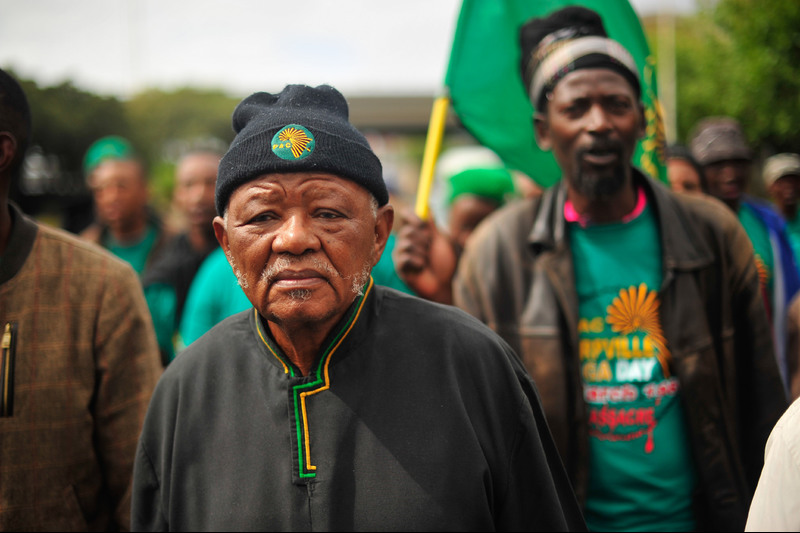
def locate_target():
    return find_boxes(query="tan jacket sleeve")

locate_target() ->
[93,260,162,531]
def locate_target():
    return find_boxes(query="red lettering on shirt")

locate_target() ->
[588,405,655,433]
[584,384,639,403]
[643,377,680,399]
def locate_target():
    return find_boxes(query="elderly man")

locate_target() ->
[131,84,584,531]
[142,150,221,364]
[452,7,787,531]
[690,118,800,397]
[0,69,162,530]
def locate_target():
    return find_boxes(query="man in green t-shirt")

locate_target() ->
[142,150,221,364]
[80,136,169,276]
[764,152,800,263]
[453,6,787,531]
[392,147,520,304]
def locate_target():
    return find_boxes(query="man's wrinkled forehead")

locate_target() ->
[224,172,375,215]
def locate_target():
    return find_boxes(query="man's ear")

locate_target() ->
[0,133,18,175]
[533,112,552,151]
[372,204,394,267]
[213,215,229,252]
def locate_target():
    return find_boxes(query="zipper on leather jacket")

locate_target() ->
[1,322,17,417]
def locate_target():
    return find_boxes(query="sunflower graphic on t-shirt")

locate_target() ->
[606,283,671,377]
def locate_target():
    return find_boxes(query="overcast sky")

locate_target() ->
[1,0,697,99]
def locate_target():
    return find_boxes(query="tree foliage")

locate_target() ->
[124,88,239,165]
[8,0,800,210]
[6,74,242,208]
[123,88,240,205]
[16,75,130,178]
[671,0,800,153]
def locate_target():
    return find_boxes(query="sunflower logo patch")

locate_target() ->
[272,125,315,160]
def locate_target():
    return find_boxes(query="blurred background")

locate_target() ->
[2,0,797,230]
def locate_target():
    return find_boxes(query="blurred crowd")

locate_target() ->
[2,4,800,532]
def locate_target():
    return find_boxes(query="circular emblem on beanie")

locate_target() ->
[271,124,315,160]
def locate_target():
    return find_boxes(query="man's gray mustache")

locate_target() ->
[261,256,340,284]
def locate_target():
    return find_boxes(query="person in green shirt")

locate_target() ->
[690,118,800,398]
[392,148,520,304]
[764,152,800,263]
[79,136,169,276]
[452,6,787,531]
[177,245,251,349]
[143,150,221,364]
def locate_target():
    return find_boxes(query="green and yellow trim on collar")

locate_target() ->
[255,277,374,478]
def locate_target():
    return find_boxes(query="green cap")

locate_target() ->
[83,135,135,176]
[446,167,516,206]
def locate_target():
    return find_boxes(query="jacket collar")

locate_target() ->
[0,203,39,286]
[529,181,568,254]
[251,277,377,377]
[528,169,715,272]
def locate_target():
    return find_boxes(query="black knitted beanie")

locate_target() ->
[216,84,386,215]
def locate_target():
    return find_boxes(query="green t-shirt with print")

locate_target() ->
[738,204,775,309]
[570,203,696,532]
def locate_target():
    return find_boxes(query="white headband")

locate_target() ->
[529,36,639,107]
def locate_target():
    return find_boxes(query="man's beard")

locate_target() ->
[226,251,249,289]
[570,146,627,200]
[348,261,373,297]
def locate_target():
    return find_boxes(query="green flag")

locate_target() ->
[445,0,666,188]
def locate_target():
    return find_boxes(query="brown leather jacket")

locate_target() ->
[453,171,788,531]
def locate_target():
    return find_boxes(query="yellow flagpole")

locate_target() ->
[414,95,450,220]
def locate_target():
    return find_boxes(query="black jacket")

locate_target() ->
[132,282,586,531]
